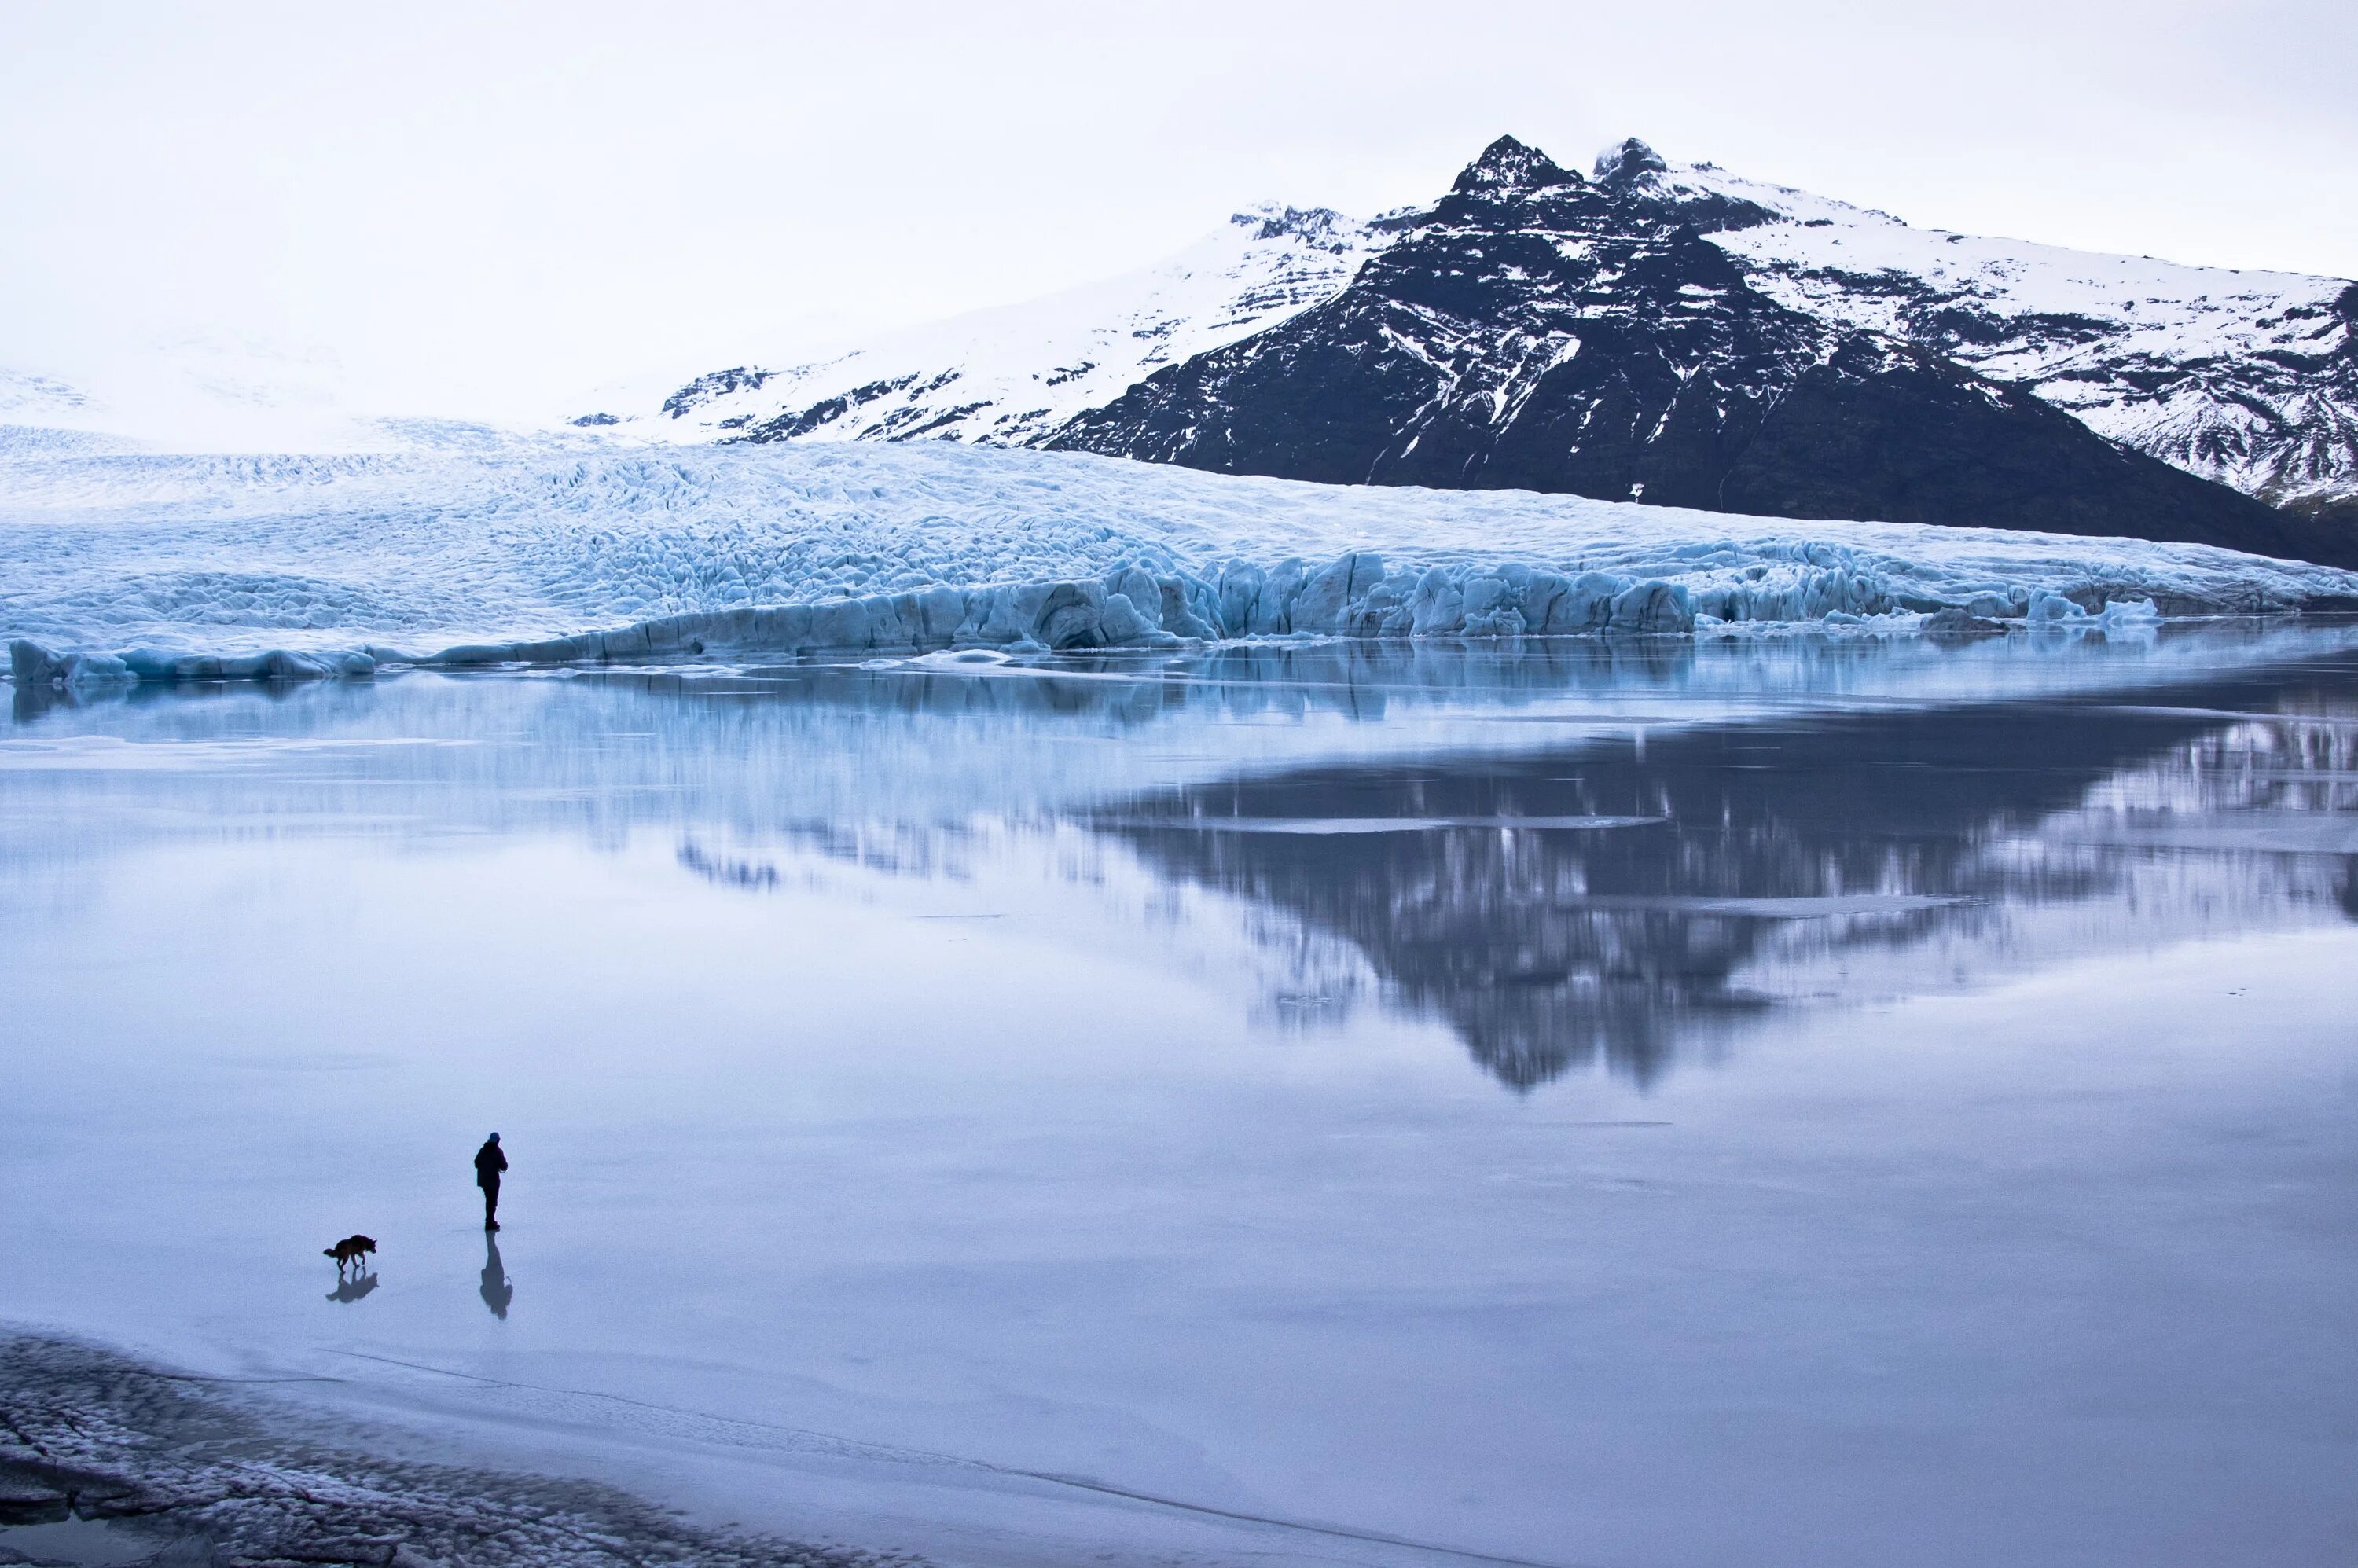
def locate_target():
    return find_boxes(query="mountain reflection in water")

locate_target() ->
[1098,673,2358,1088]
[12,629,2358,1092]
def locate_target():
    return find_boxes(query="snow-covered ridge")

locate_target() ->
[599,137,2357,522]
[0,336,381,454]
[7,440,2356,687]
[582,205,1382,449]
[0,367,94,423]
[1625,143,2358,516]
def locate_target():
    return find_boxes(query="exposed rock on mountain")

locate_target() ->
[608,134,2358,564]
[1049,138,2340,564]
[1624,140,2358,522]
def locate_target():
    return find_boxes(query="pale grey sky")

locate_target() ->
[3,1,2352,426]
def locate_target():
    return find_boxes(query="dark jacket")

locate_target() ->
[474,1140,508,1188]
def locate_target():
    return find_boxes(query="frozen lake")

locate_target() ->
[5,627,2357,1567]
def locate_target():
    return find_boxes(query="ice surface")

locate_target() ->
[5,644,2357,1566]
[9,627,2356,872]
[7,437,2355,687]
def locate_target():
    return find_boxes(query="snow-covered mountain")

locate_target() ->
[0,366,96,425]
[579,205,1381,447]
[1602,139,2358,523]
[1054,137,2341,564]
[600,135,2358,556]
[0,335,383,453]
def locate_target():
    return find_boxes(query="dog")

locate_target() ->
[324,1234,377,1272]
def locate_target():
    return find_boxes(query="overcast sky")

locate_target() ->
[3,1,2352,426]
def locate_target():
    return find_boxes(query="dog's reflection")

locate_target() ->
[326,1269,379,1304]
[479,1233,513,1320]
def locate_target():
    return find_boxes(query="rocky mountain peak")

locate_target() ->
[1048,126,2344,567]
[626,128,2358,542]
[1232,203,1353,244]
[1452,135,1581,196]
[1592,137,1669,186]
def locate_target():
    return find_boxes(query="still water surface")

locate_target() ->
[4,628,2356,1567]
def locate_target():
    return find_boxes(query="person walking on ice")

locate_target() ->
[475,1133,508,1231]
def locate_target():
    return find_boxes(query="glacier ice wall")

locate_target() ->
[421,554,1703,671]
[6,436,2356,685]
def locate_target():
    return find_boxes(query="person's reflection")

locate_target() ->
[479,1233,513,1320]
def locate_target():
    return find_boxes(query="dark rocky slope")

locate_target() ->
[1049,138,2355,568]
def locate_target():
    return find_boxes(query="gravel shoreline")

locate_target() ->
[0,1335,927,1568]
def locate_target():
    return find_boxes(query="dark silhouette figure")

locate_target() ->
[479,1234,512,1320]
[327,1270,379,1305]
[323,1233,376,1273]
[475,1133,508,1231]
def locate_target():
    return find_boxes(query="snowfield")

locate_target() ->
[6,435,2356,685]
[589,205,1383,450]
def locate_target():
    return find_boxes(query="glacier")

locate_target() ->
[6,435,2358,688]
